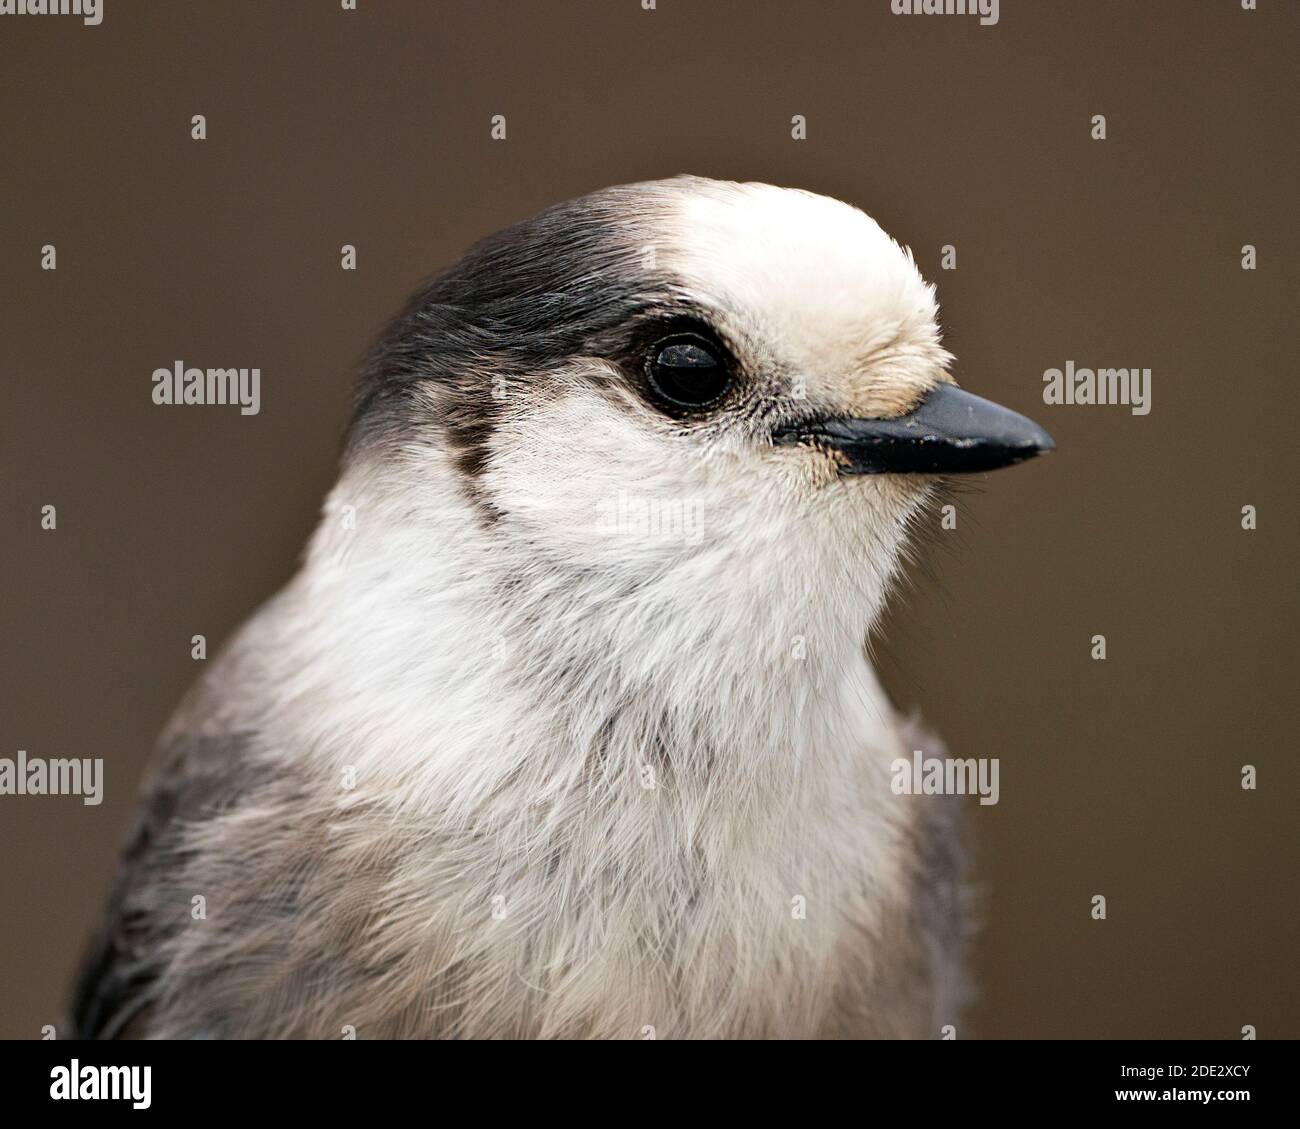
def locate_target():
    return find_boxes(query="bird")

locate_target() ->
[71,176,1053,1039]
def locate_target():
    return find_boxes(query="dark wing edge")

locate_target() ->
[69,730,258,1039]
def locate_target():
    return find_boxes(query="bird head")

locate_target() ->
[342,177,1052,665]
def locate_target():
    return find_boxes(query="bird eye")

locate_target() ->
[646,334,731,410]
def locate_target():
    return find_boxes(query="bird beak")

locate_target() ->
[774,383,1055,474]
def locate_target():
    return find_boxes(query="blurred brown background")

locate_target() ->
[2,0,1296,1039]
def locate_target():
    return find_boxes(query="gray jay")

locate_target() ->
[73,176,1052,1039]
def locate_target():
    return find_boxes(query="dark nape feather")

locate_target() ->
[343,182,697,503]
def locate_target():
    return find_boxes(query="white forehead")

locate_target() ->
[661,181,940,365]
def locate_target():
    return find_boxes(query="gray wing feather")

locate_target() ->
[70,731,257,1038]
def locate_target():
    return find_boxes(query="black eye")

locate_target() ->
[646,334,731,409]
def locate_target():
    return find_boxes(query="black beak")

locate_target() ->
[774,383,1055,475]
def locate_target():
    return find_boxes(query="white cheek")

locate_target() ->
[484,384,725,570]
[481,373,932,663]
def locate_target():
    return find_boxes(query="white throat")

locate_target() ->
[264,448,921,807]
